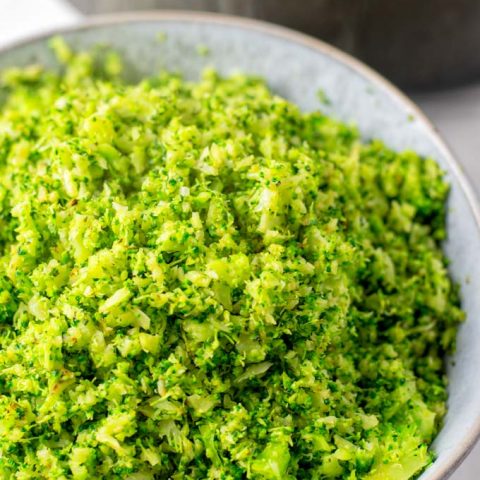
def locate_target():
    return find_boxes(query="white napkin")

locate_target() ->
[0,0,81,47]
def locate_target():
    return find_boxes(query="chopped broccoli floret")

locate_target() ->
[0,38,463,479]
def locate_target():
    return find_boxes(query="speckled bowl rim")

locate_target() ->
[1,10,479,480]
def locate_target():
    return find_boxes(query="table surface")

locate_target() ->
[1,1,479,477]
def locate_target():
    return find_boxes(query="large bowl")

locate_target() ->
[1,12,480,480]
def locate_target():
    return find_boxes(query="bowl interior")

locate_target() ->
[1,13,479,479]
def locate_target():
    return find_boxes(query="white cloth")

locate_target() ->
[0,0,478,477]
[0,0,80,47]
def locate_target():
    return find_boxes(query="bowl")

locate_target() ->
[1,11,480,480]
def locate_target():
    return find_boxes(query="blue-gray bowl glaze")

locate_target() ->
[0,12,479,480]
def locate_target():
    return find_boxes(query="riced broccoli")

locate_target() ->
[0,39,463,479]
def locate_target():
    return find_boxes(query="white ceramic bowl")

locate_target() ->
[1,12,479,480]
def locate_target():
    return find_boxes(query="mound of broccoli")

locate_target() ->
[0,39,463,479]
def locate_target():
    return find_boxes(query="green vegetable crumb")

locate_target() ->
[316,88,331,106]
[196,43,210,57]
[0,38,463,479]
[156,31,167,43]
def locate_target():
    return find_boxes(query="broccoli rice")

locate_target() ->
[0,39,464,479]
